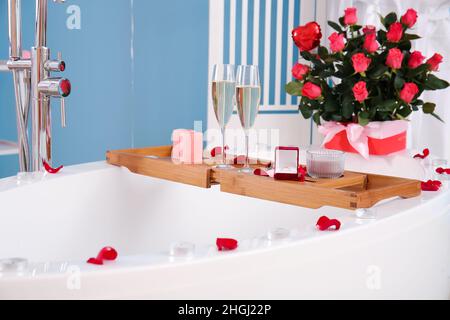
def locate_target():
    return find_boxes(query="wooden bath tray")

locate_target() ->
[106,146,421,210]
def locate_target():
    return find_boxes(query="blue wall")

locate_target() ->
[0,0,209,178]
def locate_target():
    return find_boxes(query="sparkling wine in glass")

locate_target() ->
[236,65,261,173]
[211,64,236,169]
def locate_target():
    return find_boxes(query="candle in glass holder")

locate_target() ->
[306,149,345,179]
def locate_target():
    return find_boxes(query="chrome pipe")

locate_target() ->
[0,60,9,72]
[7,59,32,70]
[8,0,21,59]
[31,46,51,171]
[12,71,30,172]
[35,0,48,48]
[8,0,31,172]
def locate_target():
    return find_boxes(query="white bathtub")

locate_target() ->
[0,159,449,299]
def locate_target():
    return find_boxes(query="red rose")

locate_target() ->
[408,51,425,69]
[328,32,345,53]
[292,63,310,80]
[363,25,376,35]
[353,81,369,102]
[386,48,404,69]
[386,22,404,43]
[344,7,357,26]
[363,33,379,53]
[302,82,322,100]
[351,53,371,73]
[399,82,419,104]
[426,53,443,71]
[401,9,418,28]
[292,22,322,52]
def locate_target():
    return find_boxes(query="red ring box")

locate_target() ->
[274,146,299,181]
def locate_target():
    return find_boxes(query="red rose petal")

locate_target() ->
[421,180,442,191]
[87,247,118,265]
[413,148,430,159]
[87,258,103,265]
[254,168,270,177]
[211,146,229,157]
[216,238,238,251]
[298,165,307,182]
[97,247,118,261]
[316,216,341,231]
[433,180,442,188]
[436,167,450,175]
[42,160,63,174]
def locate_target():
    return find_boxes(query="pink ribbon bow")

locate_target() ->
[318,121,408,159]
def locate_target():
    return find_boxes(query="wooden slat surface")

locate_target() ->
[106,146,212,188]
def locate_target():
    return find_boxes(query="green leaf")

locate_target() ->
[378,99,397,111]
[342,94,354,119]
[300,50,315,62]
[422,102,436,114]
[406,64,428,78]
[394,74,405,90]
[285,81,303,96]
[358,111,370,126]
[377,30,387,43]
[324,97,338,112]
[404,33,421,41]
[397,40,412,51]
[313,112,322,125]
[339,16,345,27]
[318,46,329,60]
[330,114,343,122]
[396,106,412,118]
[328,21,343,33]
[425,74,450,90]
[378,14,385,26]
[383,12,398,28]
[299,103,313,119]
[369,65,389,79]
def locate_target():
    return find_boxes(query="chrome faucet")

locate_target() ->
[1,0,71,172]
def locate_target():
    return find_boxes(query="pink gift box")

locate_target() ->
[171,129,203,164]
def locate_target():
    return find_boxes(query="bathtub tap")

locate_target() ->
[31,0,72,171]
[1,0,71,172]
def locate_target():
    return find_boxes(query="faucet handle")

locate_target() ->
[38,78,71,97]
[60,98,66,128]
[45,52,66,72]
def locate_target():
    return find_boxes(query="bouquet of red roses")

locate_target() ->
[286,7,449,126]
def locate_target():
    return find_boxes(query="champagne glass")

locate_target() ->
[236,65,261,173]
[211,64,236,169]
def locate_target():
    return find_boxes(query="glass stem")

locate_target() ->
[245,132,249,169]
[221,127,226,166]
